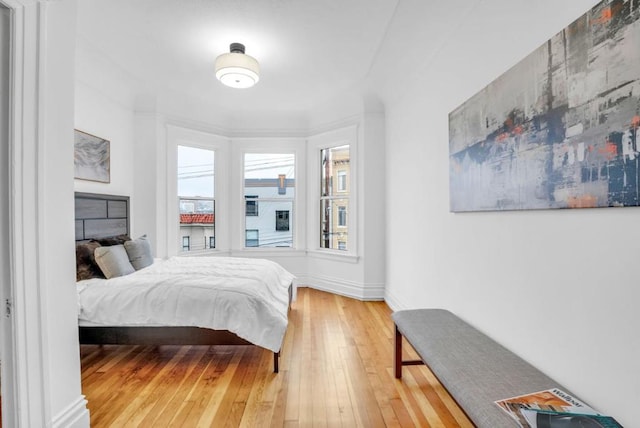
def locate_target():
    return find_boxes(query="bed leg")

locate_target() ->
[274,351,280,373]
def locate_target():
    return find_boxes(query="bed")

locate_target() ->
[75,192,294,373]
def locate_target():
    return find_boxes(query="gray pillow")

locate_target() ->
[124,234,153,270]
[94,244,135,279]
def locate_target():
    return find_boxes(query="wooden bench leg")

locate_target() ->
[395,324,425,380]
[395,325,403,379]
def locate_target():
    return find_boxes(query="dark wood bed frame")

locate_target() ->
[75,192,283,373]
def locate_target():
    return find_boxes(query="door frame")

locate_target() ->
[0,0,53,425]
[0,2,15,427]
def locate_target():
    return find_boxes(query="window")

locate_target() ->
[320,145,349,250]
[338,206,346,227]
[178,145,215,252]
[337,170,347,192]
[245,195,258,216]
[208,236,215,249]
[276,210,289,231]
[245,229,259,247]
[244,153,295,248]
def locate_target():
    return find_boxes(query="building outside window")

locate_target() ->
[275,210,290,231]
[244,153,295,248]
[337,170,347,192]
[178,145,215,252]
[245,229,259,247]
[245,195,258,216]
[320,145,349,250]
[338,206,347,227]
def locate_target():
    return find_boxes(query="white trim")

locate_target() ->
[6,1,50,425]
[300,275,385,301]
[384,288,409,312]
[166,124,230,256]
[52,396,90,428]
[231,137,306,252]
[306,249,359,264]
[307,124,358,257]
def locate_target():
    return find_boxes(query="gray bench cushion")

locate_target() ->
[393,309,572,428]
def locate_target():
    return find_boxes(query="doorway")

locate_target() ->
[0,3,12,428]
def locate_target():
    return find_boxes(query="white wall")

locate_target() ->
[74,38,135,204]
[377,0,638,425]
[5,0,88,425]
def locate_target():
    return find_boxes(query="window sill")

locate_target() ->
[229,248,307,258]
[306,249,360,264]
[178,249,220,257]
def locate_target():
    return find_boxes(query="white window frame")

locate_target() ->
[307,125,358,259]
[166,125,229,256]
[231,138,305,253]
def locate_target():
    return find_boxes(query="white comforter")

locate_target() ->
[77,256,294,352]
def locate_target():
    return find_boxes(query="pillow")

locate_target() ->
[93,234,131,246]
[75,241,105,281]
[94,244,135,279]
[124,234,153,270]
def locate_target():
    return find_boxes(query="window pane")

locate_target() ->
[178,146,214,198]
[244,153,295,199]
[321,145,349,197]
[245,201,293,247]
[320,198,348,250]
[179,198,215,251]
[244,153,295,248]
[178,145,214,252]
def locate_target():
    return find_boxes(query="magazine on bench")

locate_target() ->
[495,388,622,428]
[520,409,623,428]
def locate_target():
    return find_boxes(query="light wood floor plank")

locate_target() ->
[81,287,473,427]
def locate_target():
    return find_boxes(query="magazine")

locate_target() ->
[521,409,623,428]
[495,388,598,428]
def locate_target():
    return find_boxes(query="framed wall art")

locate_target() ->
[449,0,640,212]
[74,129,110,183]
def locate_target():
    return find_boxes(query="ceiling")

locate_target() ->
[76,0,400,120]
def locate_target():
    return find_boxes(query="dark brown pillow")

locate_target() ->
[93,234,131,246]
[76,241,105,281]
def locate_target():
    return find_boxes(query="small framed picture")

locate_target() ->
[74,129,110,183]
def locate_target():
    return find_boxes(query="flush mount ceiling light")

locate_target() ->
[215,43,260,89]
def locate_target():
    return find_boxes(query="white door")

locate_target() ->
[0,4,15,427]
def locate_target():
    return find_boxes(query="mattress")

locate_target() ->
[77,256,295,352]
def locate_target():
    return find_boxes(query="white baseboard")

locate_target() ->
[52,395,90,428]
[384,288,409,311]
[298,274,385,301]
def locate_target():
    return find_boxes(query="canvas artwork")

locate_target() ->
[449,0,640,212]
[74,129,110,183]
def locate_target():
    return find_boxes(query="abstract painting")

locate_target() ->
[449,0,640,212]
[74,129,110,183]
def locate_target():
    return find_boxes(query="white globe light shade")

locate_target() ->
[215,52,260,89]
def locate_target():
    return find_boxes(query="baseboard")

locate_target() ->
[384,288,409,311]
[299,274,385,301]
[52,395,90,428]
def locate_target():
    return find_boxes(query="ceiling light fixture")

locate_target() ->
[215,43,260,89]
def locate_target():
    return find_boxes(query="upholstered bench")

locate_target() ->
[393,309,573,427]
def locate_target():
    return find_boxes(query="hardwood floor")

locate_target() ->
[80,287,473,427]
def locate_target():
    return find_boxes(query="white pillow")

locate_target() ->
[124,234,153,270]
[94,244,135,279]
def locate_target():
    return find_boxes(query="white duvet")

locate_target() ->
[77,256,294,352]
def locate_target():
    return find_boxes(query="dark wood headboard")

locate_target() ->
[75,192,129,241]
